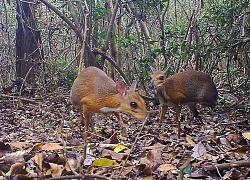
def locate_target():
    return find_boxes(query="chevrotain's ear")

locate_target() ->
[130,80,137,91]
[116,81,127,96]
[163,66,170,76]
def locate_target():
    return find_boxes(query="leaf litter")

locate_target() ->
[0,91,249,179]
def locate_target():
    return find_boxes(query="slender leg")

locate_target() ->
[114,112,123,128]
[83,108,90,132]
[88,112,95,132]
[159,105,168,124]
[83,108,90,161]
[80,107,84,125]
[176,104,182,138]
[187,102,198,119]
[114,112,128,137]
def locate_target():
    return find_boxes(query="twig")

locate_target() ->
[60,114,79,175]
[178,156,191,180]
[44,174,113,180]
[203,160,250,172]
[0,94,38,104]
[215,165,222,179]
[116,112,150,180]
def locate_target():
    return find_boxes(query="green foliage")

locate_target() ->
[202,0,249,48]
[60,60,68,68]
[54,60,78,86]
[118,35,140,51]
[93,3,110,21]
[93,31,107,39]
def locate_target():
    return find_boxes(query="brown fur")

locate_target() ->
[70,66,147,132]
[150,68,218,137]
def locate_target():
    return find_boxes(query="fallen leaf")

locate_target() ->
[137,176,156,180]
[121,166,133,176]
[34,152,45,170]
[2,150,29,160]
[140,149,163,171]
[234,145,249,159]
[41,143,63,151]
[134,164,152,176]
[6,161,25,176]
[229,168,244,179]
[92,158,119,167]
[114,144,128,153]
[65,158,77,172]
[11,142,32,149]
[191,142,206,160]
[110,132,119,144]
[186,135,196,146]
[157,163,177,172]
[101,148,123,161]
[84,157,95,166]
[31,143,43,151]
[48,163,64,178]
[242,132,250,140]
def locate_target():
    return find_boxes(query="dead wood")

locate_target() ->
[203,160,250,172]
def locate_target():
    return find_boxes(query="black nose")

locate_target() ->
[146,118,153,125]
[148,83,156,90]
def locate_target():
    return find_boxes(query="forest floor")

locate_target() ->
[0,89,250,180]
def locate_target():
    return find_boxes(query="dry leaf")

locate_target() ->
[157,164,177,171]
[140,149,163,171]
[186,135,196,146]
[11,142,32,149]
[65,158,77,172]
[121,166,133,176]
[34,152,45,170]
[157,164,178,177]
[242,132,250,140]
[48,163,64,178]
[101,148,123,161]
[6,161,25,176]
[191,142,206,160]
[137,176,156,180]
[41,143,63,151]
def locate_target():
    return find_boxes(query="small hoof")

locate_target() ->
[120,127,128,138]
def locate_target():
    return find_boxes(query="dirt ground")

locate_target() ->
[0,89,249,179]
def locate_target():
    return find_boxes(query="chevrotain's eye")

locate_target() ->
[130,102,138,109]
[159,76,165,80]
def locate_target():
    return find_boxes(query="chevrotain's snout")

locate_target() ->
[148,83,156,90]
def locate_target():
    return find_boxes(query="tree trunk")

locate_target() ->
[16,0,43,84]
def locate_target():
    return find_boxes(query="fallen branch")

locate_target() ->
[0,94,38,104]
[203,160,250,172]
[44,174,112,180]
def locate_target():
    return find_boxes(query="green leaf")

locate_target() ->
[184,164,193,174]
[114,144,128,153]
[59,60,68,68]
[92,158,119,167]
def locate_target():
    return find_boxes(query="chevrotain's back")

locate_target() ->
[165,70,218,106]
[70,66,147,126]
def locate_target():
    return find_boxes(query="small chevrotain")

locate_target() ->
[150,67,218,138]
